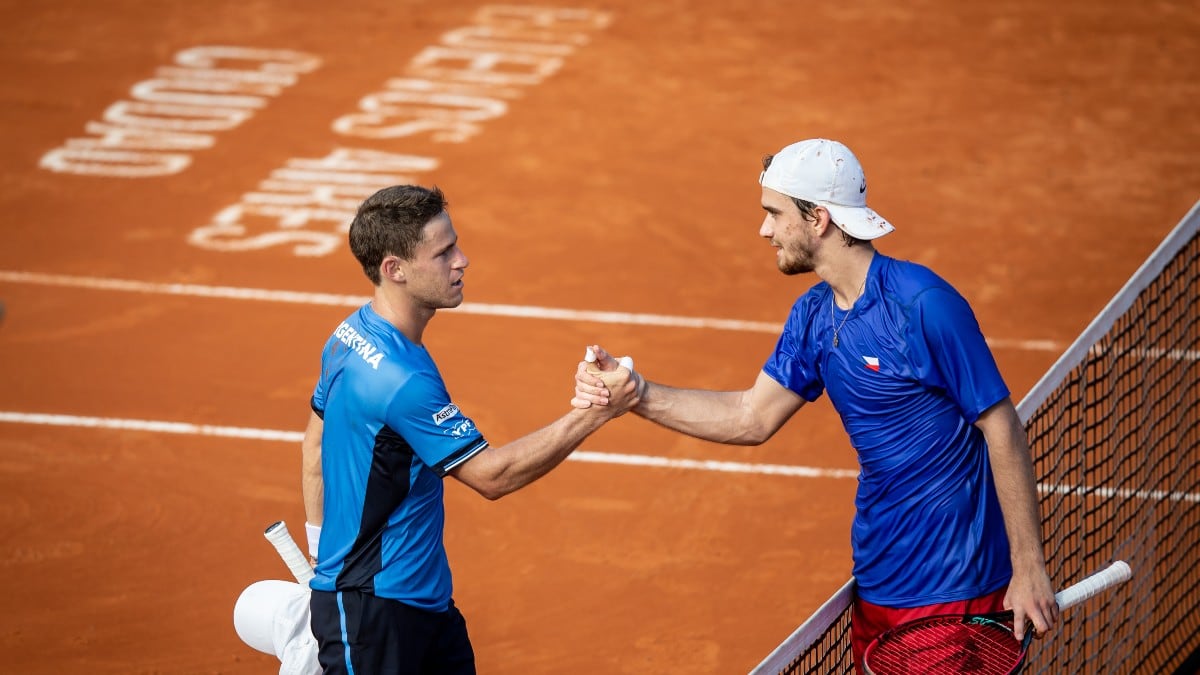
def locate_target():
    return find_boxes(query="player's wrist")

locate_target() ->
[631,371,648,402]
[305,521,321,559]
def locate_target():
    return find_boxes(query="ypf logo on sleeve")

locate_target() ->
[444,419,476,439]
[433,403,460,426]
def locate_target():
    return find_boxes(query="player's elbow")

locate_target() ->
[735,415,778,446]
[728,387,793,446]
[452,464,517,501]
[738,427,772,446]
[473,481,510,501]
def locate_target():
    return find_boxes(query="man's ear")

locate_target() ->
[812,205,834,236]
[381,256,405,282]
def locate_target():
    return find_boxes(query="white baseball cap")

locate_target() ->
[759,138,894,240]
[233,579,321,674]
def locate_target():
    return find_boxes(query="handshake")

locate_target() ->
[570,345,648,412]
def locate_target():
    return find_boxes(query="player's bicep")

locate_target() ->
[301,411,323,459]
[974,398,1033,471]
[744,370,807,441]
[973,398,1021,442]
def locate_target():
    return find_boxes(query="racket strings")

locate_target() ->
[867,619,1024,674]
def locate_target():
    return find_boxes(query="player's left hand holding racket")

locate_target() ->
[863,560,1132,674]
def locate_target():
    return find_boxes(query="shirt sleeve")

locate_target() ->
[763,298,825,402]
[310,347,331,418]
[382,369,488,477]
[905,286,1010,422]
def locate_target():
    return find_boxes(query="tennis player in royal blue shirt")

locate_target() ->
[573,139,1059,673]
[301,185,641,675]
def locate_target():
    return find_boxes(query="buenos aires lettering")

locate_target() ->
[40,46,320,178]
[193,4,612,256]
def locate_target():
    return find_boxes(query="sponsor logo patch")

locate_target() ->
[444,419,476,438]
[433,403,460,426]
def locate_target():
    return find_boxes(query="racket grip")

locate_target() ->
[1055,560,1131,610]
[264,520,316,585]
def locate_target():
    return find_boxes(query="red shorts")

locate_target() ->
[851,586,1008,673]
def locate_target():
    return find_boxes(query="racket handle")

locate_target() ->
[264,520,316,585]
[1055,560,1131,610]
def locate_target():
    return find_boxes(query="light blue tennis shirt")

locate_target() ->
[309,303,488,611]
[764,253,1013,607]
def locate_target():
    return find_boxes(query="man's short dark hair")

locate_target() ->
[348,185,448,284]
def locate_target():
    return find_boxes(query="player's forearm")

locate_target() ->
[981,404,1046,568]
[992,449,1045,567]
[300,412,324,525]
[470,407,610,499]
[301,458,323,524]
[636,381,771,445]
[985,409,1059,633]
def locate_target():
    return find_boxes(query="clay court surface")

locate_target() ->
[1,1,1197,673]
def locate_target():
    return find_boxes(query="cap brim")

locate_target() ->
[821,203,894,240]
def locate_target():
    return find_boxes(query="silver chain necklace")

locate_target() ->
[830,276,867,348]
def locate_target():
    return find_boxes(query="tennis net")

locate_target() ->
[750,200,1200,675]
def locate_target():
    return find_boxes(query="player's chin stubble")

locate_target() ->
[777,243,815,276]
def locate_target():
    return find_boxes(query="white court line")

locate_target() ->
[3,411,1195,502]
[0,411,859,479]
[0,269,1063,350]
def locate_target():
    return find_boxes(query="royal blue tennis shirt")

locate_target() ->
[764,253,1013,607]
[309,303,488,611]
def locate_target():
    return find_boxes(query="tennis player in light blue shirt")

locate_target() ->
[309,302,489,611]
[301,184,641,675]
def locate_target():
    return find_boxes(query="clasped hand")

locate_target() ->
[571,345,645,414]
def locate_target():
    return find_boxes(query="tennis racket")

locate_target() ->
[264,520,315,584]
[862,560,1131,675]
